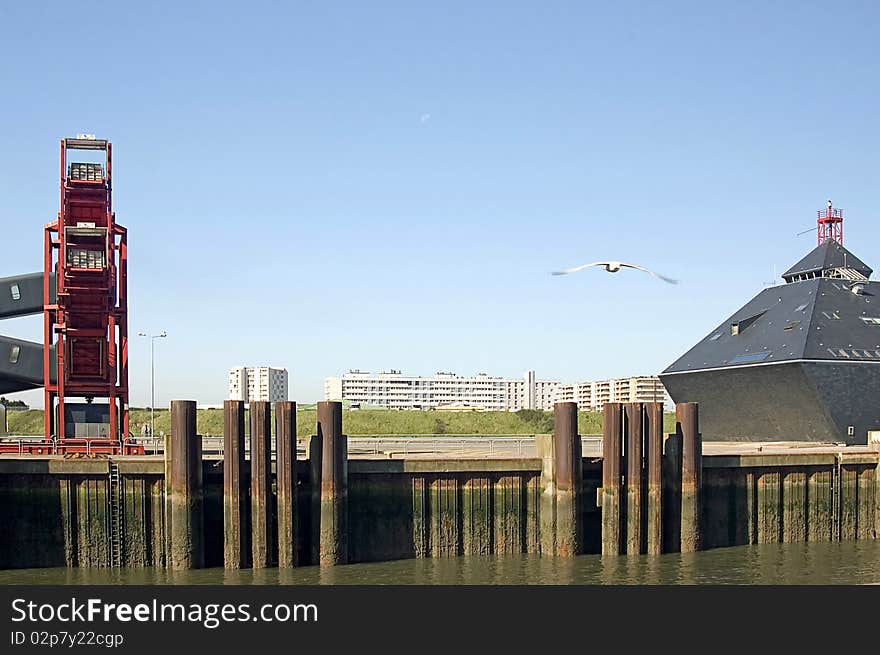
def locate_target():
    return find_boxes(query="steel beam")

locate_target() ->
[0,272,55,319]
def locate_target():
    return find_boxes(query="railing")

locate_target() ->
[125,434,604,458]
[0,438,127,455]
[1,434,604,458]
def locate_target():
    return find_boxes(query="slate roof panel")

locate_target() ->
[782,239,872,279]
[662,280,818,374]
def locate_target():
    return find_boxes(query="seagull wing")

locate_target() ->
[619,262,679,284]
[551,262,608,276]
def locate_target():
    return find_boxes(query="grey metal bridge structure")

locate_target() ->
[0,272,55,395]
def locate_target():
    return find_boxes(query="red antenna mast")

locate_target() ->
[817,199,843,246]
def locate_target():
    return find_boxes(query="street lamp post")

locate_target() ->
[137,331,167,440]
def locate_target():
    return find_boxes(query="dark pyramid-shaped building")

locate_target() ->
[660,238,880,445]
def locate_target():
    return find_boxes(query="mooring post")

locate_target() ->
[601,402,625,557]
[168,400,204,569]
[250,400,274,568]
[308,431,322,565]
[275,401,298,567]
[163,430,171,566]
[646,402,664,555]
[663,426,682,553]
[317,400,348,565]
[625,403,645,555]
[537,432,556,555]
[678,402,702,553]
[874,436,880,540]
[554,402,582,556]
[223,400,249,569]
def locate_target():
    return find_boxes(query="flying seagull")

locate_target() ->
[551,261,678,284]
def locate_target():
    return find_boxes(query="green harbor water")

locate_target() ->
[1,541,879,584]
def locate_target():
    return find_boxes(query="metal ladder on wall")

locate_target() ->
[108,461,123,567]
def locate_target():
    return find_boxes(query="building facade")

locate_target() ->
[554,376,671,410]
[324,370,561,411]
[228,366,289,403]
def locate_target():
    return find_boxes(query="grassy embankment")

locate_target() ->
[6,408,677,437]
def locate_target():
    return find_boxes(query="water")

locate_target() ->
[1,542,878,585]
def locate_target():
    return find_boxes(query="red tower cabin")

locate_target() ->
[817,200,844,245]
[43,136,138,453]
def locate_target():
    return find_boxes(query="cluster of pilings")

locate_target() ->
[164,399,348,570]
[538,400,704,558]
[165,396,853,569]
[600,401,701,556]
[2,396,878,570]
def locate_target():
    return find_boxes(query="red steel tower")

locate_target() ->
[817,199,843,246]
[43,136,132,451]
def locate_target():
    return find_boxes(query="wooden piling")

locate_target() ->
[537,433,556,555]
[554,402,582,556]
[308,432,321,564]
[875,447,880,539]
[317,401,348,565]
[168,400,204,569]
[275,401,298,567]
[625,403,645,555]
[250,400,274,568]
[163,430,171,566]
[663,429,682,553]
[538,402,582,556]
[601,403,624,557]
[646,402,664,555]
[223,400,249,569]
[875,444,880,540]
[678,402,702,553]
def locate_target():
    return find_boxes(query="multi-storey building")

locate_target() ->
[325,370,670,412]
[324,370,561,411]
[228,366,288,403]
[554,376,671,410]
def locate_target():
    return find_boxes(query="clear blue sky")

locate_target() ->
[2,1,880,407]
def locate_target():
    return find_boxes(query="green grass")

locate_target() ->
[7,408,676,437]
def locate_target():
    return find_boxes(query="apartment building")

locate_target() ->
[324,370,561,411]
[554,376,671,410]
[228,366,289,403]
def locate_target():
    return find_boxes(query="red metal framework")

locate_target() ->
[41,137,138,454]
[817,202,843,245]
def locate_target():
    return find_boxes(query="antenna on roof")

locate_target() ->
[762,264,778,287]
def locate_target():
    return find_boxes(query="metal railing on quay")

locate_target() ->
[1,435,604,458]
[124,434,604,458]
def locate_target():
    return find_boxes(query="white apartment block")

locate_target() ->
[324,370,561,411]
[228,366,289,403]
[555,376,671,410]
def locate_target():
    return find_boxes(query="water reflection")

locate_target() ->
[1,542,879,585]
